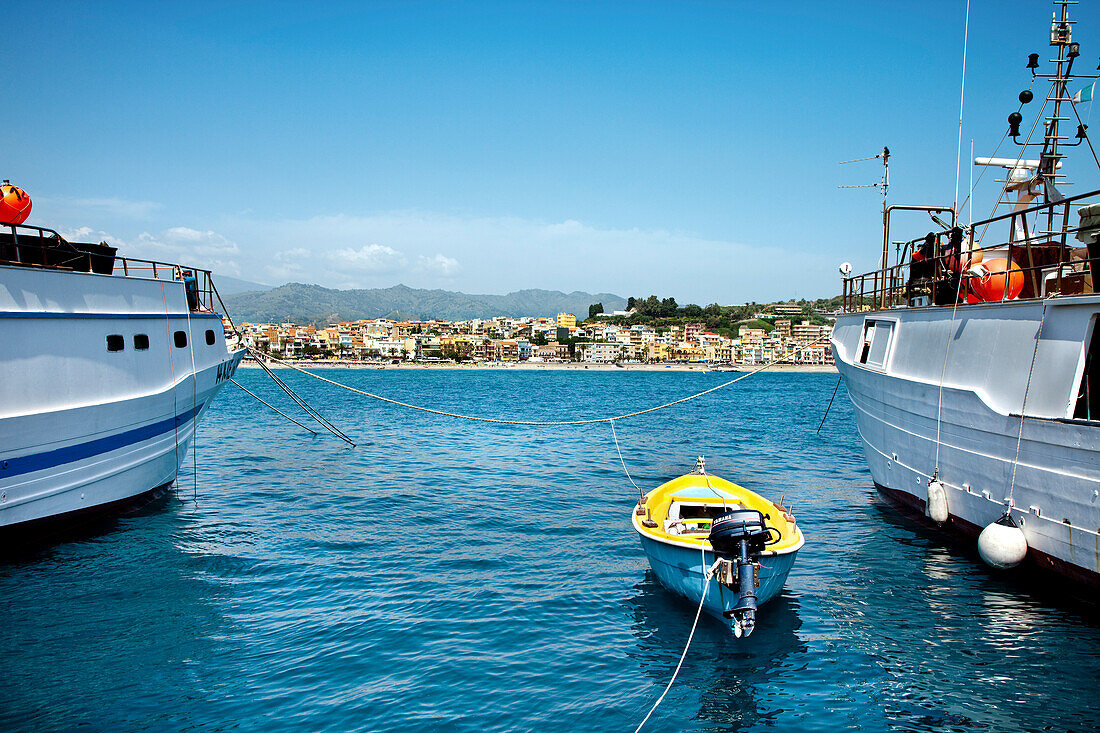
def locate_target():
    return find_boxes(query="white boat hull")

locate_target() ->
[0,264,243,533]
[833,296,1100,585]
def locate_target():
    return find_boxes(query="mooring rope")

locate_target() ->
[697,460,729,510]
[609,419,645,505]
[160,280,181,498]
[246,335,829,428]
[1008,299,1048,507]
[816,375,842,434]
[230,378,319,435]
[251,354,356,446]
[633,541,712,733]
[933,233,970,475]
[185,298,199,502]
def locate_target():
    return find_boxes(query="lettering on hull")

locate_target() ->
[215,358,238,385]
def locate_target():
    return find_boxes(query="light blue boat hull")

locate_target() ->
[639,533,797,627]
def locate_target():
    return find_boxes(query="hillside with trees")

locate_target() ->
[586,295,841,338]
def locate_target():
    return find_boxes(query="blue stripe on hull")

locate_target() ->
[0,403,205,479]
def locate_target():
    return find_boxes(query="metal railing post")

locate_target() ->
[1059,200,1070,295]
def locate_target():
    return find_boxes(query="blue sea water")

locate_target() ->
[1,368,1098,732]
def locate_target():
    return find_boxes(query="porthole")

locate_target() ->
[174,330,187,348]
[106,334,125,352]
[134,334,150,350]
[206,329,216,345]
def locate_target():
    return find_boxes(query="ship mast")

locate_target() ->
[1039,1,1073,241]
[1008,1,1098,238]
[1042,0,1073,188]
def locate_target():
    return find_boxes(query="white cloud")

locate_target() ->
[215,210,839,301]
[132,227,241,275]
[60,225,241,276]
[61,209,842,302]
[61,226,124,248]
[264,248,311,281]
[327,244,407,272]
[416,253,460,276]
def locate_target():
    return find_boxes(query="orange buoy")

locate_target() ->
[955,248,983,272]
[0,180,31,225]
[947,245,984,273]
[971,258,1024,301]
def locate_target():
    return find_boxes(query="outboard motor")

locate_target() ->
[709,509,772,637]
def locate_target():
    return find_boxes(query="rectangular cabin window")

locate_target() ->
[206,329,216,345]
[106,334,125,352]
[174,330,188,348]
[858,320,894,369]
[134,334,150,350]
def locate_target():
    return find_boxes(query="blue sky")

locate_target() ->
[10,1,1100,302]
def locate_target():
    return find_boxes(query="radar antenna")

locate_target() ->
[840,147,891,266]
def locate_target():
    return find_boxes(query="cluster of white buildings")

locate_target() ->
[237,311,833,365]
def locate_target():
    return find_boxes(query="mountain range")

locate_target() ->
[221,282,627,324]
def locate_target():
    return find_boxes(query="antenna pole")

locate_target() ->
[880,147,891,307]
[839,147,891,306]
[969,138,974,227]
[954,0,971,212]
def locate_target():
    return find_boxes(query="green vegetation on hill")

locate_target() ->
[585,295,840,338]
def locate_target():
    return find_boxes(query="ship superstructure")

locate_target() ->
[834,1,1100,585]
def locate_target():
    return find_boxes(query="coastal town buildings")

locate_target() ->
[234,312,833,366]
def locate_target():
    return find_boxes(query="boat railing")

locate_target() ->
[0,222,219,314]
[842,187,1100,311]
[114,258,219,313]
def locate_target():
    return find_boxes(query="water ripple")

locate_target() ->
[0,370,1097,732]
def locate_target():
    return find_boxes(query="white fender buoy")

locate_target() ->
[977,514,1028,570]
[925,480,949,524]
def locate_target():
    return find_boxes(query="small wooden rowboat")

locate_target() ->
[631,458,804,637]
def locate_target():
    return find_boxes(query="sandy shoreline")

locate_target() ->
[237,360,837,373]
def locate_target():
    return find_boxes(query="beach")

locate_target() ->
[236,359,838,373]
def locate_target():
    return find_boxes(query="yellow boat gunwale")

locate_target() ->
[631,473,805,555]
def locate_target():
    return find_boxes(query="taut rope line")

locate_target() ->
[247,335,830,428]
[251,353,356,446]
[816,375,842,434]
[230,378,320,435]
[609,419,644,504]
[160,280,181,495]
[633,539,712,732]
[933,229,970,474]
[1008,300,1048,507]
